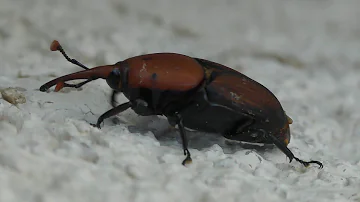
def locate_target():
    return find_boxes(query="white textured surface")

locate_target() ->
[1,0,360,201]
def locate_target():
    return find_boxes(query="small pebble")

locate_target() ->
[1,87,26,105]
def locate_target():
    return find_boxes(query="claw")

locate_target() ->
[182,158,192,166]
[181,149,192,166]
[90,123,101,129]
[294,157,323,169]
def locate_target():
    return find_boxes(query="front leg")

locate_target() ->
[93,99,155,128]
[92,102,132,128]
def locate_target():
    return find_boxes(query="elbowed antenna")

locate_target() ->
[40,40,116,92]
[50,40,89,70]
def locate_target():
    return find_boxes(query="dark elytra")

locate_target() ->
[39,40,323,169]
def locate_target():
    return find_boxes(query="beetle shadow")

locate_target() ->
[120,115,276,155]
[173,130,276,155]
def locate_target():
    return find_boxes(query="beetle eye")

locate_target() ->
[112,68,121,76]
[106,68,122,90]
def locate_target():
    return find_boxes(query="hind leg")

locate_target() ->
[223,118,261,142]
[261,130,323,168]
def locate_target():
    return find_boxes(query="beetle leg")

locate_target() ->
[91,102,132,128]
[262,130,323,169]
[172,113,192,165]
[235,119,254,134]
[223,118,255,141]
[111,90,120,108]
[130,99,156,116]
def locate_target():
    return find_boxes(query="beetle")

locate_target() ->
[40,40,323,168]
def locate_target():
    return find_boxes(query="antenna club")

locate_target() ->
[50,40,60,51]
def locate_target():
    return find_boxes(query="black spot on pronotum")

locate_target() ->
[152,73,157,80]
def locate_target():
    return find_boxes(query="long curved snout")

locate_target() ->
[39,65,116,92]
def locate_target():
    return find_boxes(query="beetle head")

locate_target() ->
[39,40,120,92]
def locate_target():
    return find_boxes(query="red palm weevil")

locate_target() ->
[40,40,323,168]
